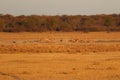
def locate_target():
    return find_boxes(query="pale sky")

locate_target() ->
[0,0,120,16]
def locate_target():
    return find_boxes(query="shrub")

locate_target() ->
[0,14,120,32]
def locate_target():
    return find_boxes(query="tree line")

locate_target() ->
[0,14,120,32]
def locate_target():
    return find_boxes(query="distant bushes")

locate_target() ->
[0,14,120,32]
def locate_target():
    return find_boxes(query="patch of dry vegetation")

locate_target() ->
[0,43,120,53]
[0,53,120,80]
[0,32,120,53]
[0,32,120,80]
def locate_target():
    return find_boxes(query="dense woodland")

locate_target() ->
[0,14,120,32]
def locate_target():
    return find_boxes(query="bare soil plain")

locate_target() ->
[0,32,120,80]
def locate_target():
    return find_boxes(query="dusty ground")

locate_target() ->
[0,32,120,53]
[0,53,120,80]
[0,32,120,80]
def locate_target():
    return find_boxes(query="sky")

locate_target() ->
[0,0,120,16]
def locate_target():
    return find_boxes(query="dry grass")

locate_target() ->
[0,32,120,53]
[0,32,120,80]
[0,53,120,80]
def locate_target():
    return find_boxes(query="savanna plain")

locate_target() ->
[0,32,120,80]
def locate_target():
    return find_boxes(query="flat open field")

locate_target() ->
[0,32,120,53]
[0,32,120,80]
[0,53,120,80]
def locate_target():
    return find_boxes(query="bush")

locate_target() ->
[0,14,120,32]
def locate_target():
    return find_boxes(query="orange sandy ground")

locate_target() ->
[0,53,120,80]
[0,32,120,53]
[0,32,120,80]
